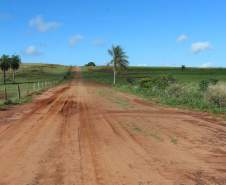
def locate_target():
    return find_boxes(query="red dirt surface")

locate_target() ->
[0,67,225,185]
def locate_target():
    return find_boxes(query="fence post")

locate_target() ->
[27,84,29,95]
[38,82,40,92]
[17,85,20,99]
[4,86,7,100]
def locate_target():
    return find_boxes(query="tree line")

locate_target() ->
[0,54,21,84]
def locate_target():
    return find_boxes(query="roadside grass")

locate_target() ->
[0,63,74,109]
[97,87,133,110]
[82,66,226,118]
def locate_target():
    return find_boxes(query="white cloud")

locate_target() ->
[190,42,212,53]
[163,63,170,67]
[29,15,62,32]
[138,64,147,67]
[177,34,187,43]
[201,62,212,68]
[94,38,105,47]
[102,60,108,64]
[0,13,12,19]
[21,46,43,56]
[69,35,84,46]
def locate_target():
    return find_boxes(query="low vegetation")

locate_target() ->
[82,66,226,117]
[0,63,72,108]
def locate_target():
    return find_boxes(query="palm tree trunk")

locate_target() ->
[4,69,5,85]
[13,70,15,83]
[114,71,116,85]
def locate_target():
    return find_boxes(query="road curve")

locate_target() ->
[0,66,225,185]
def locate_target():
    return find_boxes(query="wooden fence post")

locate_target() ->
[17,85,20,99]
[4,86,7,100]
[38,82,40,92]
[27,84,29,95]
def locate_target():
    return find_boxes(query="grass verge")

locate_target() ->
[82,66,226,119]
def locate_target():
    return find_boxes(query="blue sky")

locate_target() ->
[1,0,226,67]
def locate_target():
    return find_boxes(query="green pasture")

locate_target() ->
[0,63,70,106]
[82,66,226,84]
[0,63,69,85]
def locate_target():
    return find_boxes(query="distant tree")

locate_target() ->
[10,54,21,83]
[107,45,129,85]
[0,54,11,84]
[181,65,186,71]
[87,62,96,66]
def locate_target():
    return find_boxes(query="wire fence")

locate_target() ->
[0,67,71,105]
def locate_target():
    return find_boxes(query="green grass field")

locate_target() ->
[0,63,70,107]
[0,63,69,85]
[82,66,226,84]
[82,66,226,117]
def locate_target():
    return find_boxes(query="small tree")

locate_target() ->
[87,62,96,66]
[181,65,185,71]
[10,54,21,83]
[0,54,11,84]
[107,45,129,85]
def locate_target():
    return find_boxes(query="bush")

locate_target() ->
[163,74,177,84]
[199,78,219,92]
[199,80,210,92]
[139,77,167,89]
[181,65,185,71]
[127,78,135,85]
[4,99,14,105]
[206,82,226,108]
[209,78,219,85]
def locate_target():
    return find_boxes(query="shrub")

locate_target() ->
[127,78,135,85]
[199,80,210,92]
[181,65,185,71]
[206,82,226,108]
[139,77,167,89]
[163,74,177,84]
[209,78,219,85]
[199,78,219,92]
[4,99,14,105]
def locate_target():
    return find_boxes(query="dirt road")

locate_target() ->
[0,67,225,185]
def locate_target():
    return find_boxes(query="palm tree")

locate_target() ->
[10,54,21,83]
[107,45,129,85]
[0,54,11,84]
